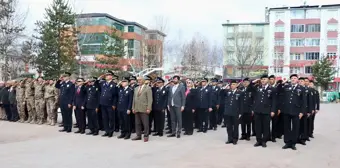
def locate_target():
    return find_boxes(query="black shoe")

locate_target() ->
[167,134,176,137]
[108,132,113,137]
[233,140,237,145]
[251,133,256,136]
[184,132,188,135]
[213,127,217,131]
[93,132,98,136]
[66,130,72,133]
[176,134,181,138]
[80,130,85,134]
[166,131,172,134]
[272,139,277,143]
[152,133,159,136]
[291,145,297,150]
[239,136,246,140]
[159,133,163,137]
[277,136,282,139]
[254,142,261,147]
[73,125,78,128]
[132,136,142,141]
[59,124,64,127]
[298,140,306,145]
[262,142,267,148]
[165,127,170,130]
[208,127,213,130]
[187,132,193,135]
[59,129,66,132]
[117,134,125,139]
[306,138,310,141]
[282,144,290,149]
[225,141,232,144]
[246,137,251,141]
[124,134,130,139]
[309,135,314,138]
[131,129,136,133]
[115,129,119,132]
[221,125,226,128]
[74,130,81,134]
[86,131,94,135]
[197,129,203,133]
[102,133,109,137]
[203,129,207,133]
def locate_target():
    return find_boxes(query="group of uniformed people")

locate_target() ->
[0,70,320,150]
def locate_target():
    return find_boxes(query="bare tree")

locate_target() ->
[224,30,265,78]
[19,39,37,71]
[0,0,25,81]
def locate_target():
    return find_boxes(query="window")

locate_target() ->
[291,39,305,47]
[275,39,284,46]
[327,53,337,58]
[148,34,157,39]
[306,9,320,19]
[275,12,285,20]
[305,38,320,46]
[128,49,134,57]
[305,52,319,60]
[291,10,305,19]
[253,25,264,33]
[327,24,338,31]
[128,26,134,32]
[275,52,284,60]
[305,66,313,74]
[290,67,301,74]
[128,39,134,48]
[274,67,283,73]
[114,23,124,32]
[290,53,301,60]
[291,25,304,32]
[306,24,320,32]
[328,38,337,45]
[275,26,284,32]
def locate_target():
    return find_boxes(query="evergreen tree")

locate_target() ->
[34,0,77,78]
[96,28,126,72]
[312,56,336,90]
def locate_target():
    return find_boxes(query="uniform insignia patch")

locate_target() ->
[89,88,91,91]
[216,88,218,91]
[67,85,69,87]
[126,91,128,94]
[110,85,112,87]
[163,90,165,94]
[205,89,208,92]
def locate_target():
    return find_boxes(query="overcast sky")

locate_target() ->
[19,0,339,44]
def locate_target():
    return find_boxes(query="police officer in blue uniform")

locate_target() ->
[55,72,75,133]
[117,77,133,139]
[307,80,319,139]
[217,80,225,126]
[197,78,213,133]
[297,77,310,145]
[129,76,138,133]
[73,78,87,134]
[220,80,243,145]
[253,74,276,148]
[239,77,255,141]
[209,78,220,131]
[268,75,279,142]
[152,77,168,137]
[85,77,100,136]
[99,70,118,137]
[280,74,306,150]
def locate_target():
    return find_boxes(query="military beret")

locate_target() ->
[269,75,275,79]
[290,74,298,79]
[155,77,165,83]
[260,74,269,79]
[129,76,137,80]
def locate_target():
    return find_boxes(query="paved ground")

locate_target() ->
[0,104,340,168]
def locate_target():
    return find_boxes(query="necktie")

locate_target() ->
[77,87,80,94]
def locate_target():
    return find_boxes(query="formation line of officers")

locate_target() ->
[0,71,320,150]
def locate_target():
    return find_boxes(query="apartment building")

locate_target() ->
[76,13,165,71]
[222,22,270,77]
[267,4,340,83]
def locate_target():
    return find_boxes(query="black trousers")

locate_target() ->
[271,113,279,140]
[224,115,239,142]
[86,109,99,132]
[217,104,225,125]
[283,114,300,146]
[166,109,171,130]
[130,113,135,132]
[241,113,252,138]
[101,105,115,133]
[154,109,165,134]
[194,110,199,129]
[149,110,155,132]
[254,113,271,143]
[307,113,315,136]
[197,108,209,131]
[118,110,131,135]
[209,107,218,129]
[299,115,308,141]
[97,107,103,130]
[60,104,72,131]
[10,104,19,121]
[115,110,120,131]
[3,104,11,121]
[251,116,256,135]
[183,108,194,134]
[75,107,86,131]
[276,113,284,137]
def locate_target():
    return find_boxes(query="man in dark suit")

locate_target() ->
[268,75,279,142]
[239,78,254,141]
[73,78,87,134]
[209,78,220,130]
[85,77,100,136]
[221,80,243,145]
[197,78,213,133]
[307,80,319,139]
[55,72,75,133]
[117,77,133,139]
[217,80,225,126]
[0,82,11,121]
[253,74,276,148]
[129,75,138,133]
[280,74,306,150]
[99,70,118,138]
[167,75,185,138]
[152,77,168,137]
[297,77,310,145]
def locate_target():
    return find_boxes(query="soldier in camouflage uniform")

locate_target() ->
[45,79,59,126]
[17,80,26,122]
[24,76,36,124]
[34,77,46,125]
